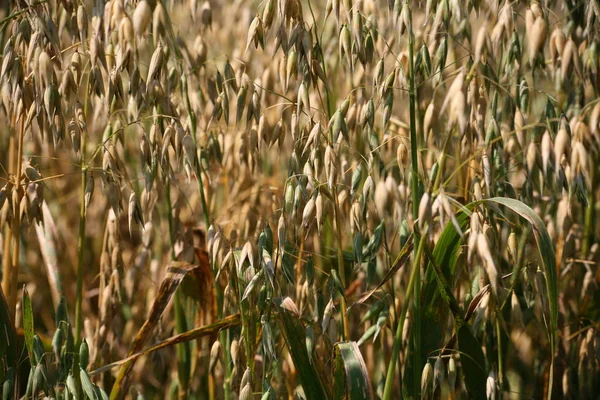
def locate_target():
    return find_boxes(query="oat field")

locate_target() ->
[0,0,599,399]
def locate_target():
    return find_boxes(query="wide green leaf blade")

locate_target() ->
[456,324,486,400]
[333,341,373,400]
[278,306,330,399]
[404,212,469,399]
[483,197,557,336]
[482,197,558,399]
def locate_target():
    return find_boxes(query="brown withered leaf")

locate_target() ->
[192,234,217,327]
[178,226,217,326]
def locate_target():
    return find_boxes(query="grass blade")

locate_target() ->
[456,324,486,400]
[483,197,557,334]
[278,306,331,399]
[403,212,469,399]
[482,197,558,398]
[333,341,373,400]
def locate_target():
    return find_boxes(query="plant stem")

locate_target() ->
[8,116,25,320]
[333,187,350,340]
[75,72,92,347]
[165,181,190,398]
[191,134,231,398]
[406,2,423,397]
[74,159,87,347]
[407,11,420,222]
[1,132,15,314]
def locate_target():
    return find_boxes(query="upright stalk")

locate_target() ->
[406,3,423,397]
[8,116,25,319]
[333,188,350,340]
[75,75,91,347]
[384,2,422,397]
[327,120,350,339]
[74,147,87,347]
[192,143,232,397]
[165,181,190,398]
[1,133,15,315]
[407,10,420,221]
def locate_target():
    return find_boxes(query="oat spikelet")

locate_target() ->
[528,16,547,64]
[133,0,152,39]
[421,362,433,396]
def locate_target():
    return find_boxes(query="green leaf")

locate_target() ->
[482,197,557,337]
[456,325,486,400]
[333,342,374,400]
[404,212,469,399]
[278,307,330,399]
[23,286,35,366]
[410,197,557,398]
[482,197,558,399]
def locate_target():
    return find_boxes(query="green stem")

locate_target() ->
[191,130,232,398]
[407,15,420,222]
[8,117,24,321]
[217,262,230,400]
[406,3,422,397]
[74,165,87,347]
[333,187,350,340]
[222,328,231,400]
[165,182,190,397]
[75,72,91,347]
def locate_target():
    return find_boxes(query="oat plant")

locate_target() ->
[1,0,600,399]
